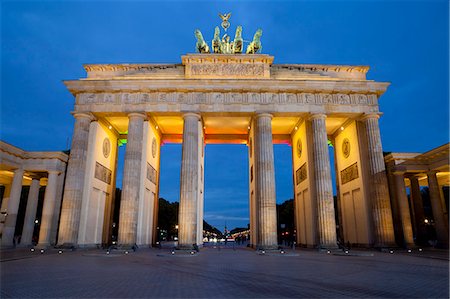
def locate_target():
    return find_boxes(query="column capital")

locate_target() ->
[360,113,381,121]
[392,171,406,176]
[127,112,147,120]
[427,170,439,176]
[405,173,419,180]
[255,113,273,119]
[13,168,24,174]
[182,112,201,120]
[308,113,327,121]
[71,112,96,121]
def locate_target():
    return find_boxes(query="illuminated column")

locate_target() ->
[427,171,449,248]
[408,175,426,244]
[178,113,202,249]
[37,171,60,248]
[393,172,414,247]
[58,113,94,246]
[254,113,277,249]
[310,114,337,249]
[50,174,65,245]
[118,113,146,247]
[1,168,24,247]
[20,178,41,246]
[0,184,12,234]
[361,114,395,247]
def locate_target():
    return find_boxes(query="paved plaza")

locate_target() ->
[1,245,448,298]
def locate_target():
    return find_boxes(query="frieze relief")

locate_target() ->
[189,64,265,77]
[76,92,378,106]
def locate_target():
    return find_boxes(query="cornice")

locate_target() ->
[0,141,69,163]
[64,79,390,96]
[273,64,369,74]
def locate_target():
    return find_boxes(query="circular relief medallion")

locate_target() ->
[151,137,157,158]
[296,139,302,158]
[342,138,351,158]
[102,138,111,158]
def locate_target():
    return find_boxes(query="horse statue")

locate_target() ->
[194,29,210,54]
[212,26,222,53]
[232,25,243,54]
[246,29,262,54]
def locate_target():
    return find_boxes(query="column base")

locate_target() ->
[374,242,397,249]
[36,243,52,249]
[16,243,34,248]
[177,243,200,251]
[56,243,77,250]
[256,244,279,251]
[318,244,339,251]
[116,244,139,251]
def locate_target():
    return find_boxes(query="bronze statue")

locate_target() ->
[194,29,210,54]
[246,29,262,54]
[232,26,243,54]
[212,26,221,54]
[219,13,231,31]
[194,14,263,55]
[221,34,232,54]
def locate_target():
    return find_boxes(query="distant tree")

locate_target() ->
[277,199,295,246]
[158,198,179,240]
[203,220,223,237]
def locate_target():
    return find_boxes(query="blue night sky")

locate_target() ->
[1,0,448,231]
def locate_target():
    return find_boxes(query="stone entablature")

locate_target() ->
[73,91,381,114]
[385,143,450,173]
[0,141,68,173]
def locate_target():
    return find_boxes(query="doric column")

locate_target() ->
[178,113,201,249]
[0,184,12,234]
[254,113,278,249]
[393,172,414,247]
[408,176,426,244]
[118,113,146,247]
[37,171,60,248]
[20,178,41,246]
[57,113,94,246]
[310,114,337,249]
[1,168,24,247]
[50,174,65,245]
[427,171,449,248]
[361,114,395,247]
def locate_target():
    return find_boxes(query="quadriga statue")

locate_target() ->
[232,25,243,54]
[194,29,210,54]
[246,29,262,54]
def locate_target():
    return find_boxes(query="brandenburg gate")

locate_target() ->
[57,55,397,250]
[56,22,397,250]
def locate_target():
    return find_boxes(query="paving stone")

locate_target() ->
[1,247,448,298]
